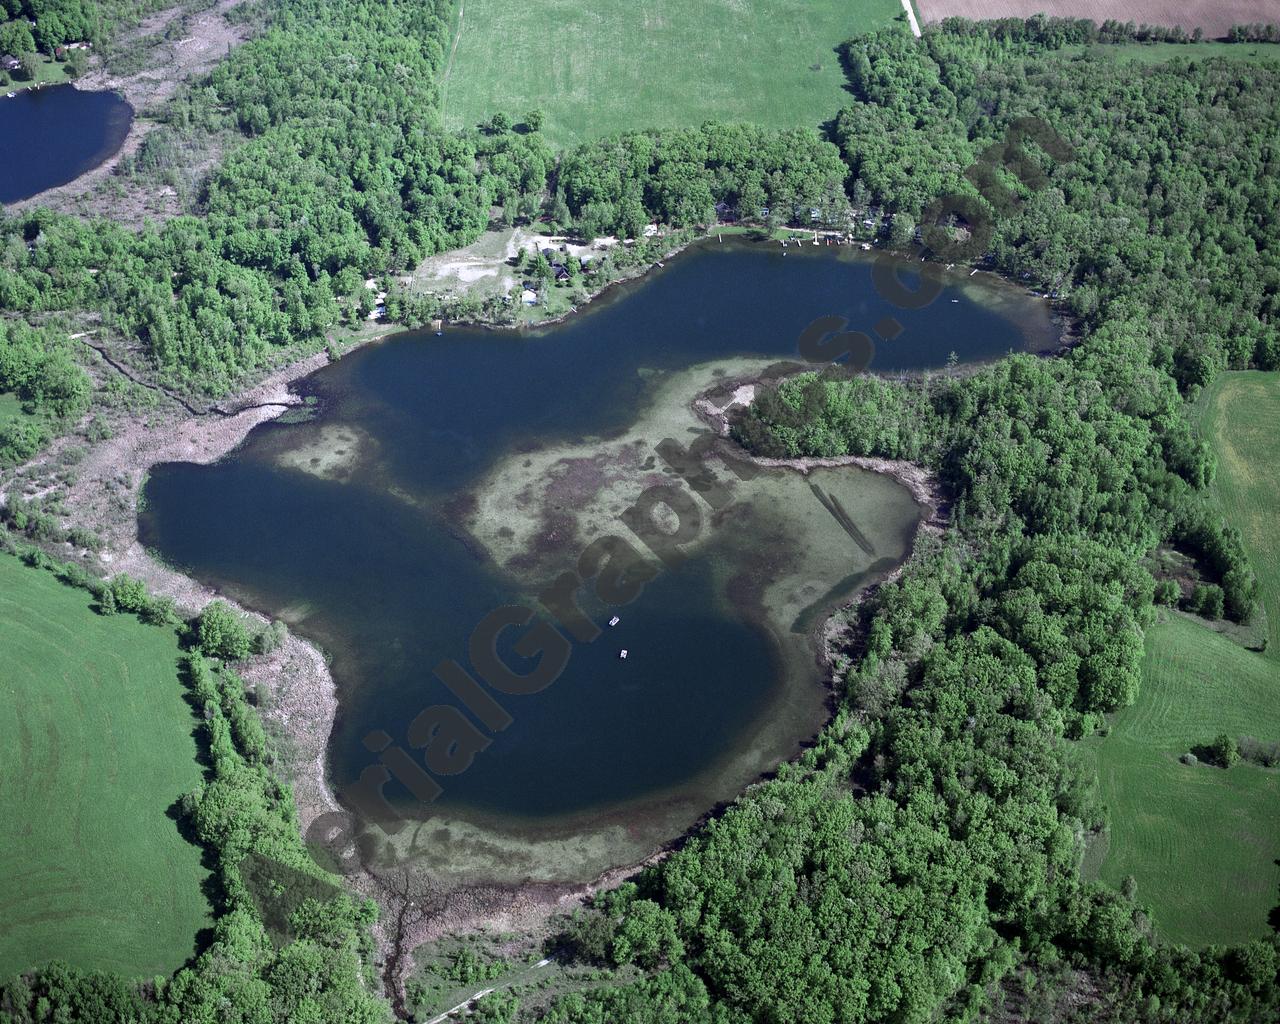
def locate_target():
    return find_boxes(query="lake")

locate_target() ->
[140,239,1058,884]
[0,84,133,203]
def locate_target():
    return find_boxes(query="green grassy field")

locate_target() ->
[1202,372,1280,640]
[1082,616,1280,946]
[1081,371,1280,947]
[1069,41,1280,65]
[438,0,904,147]
[0,555,211,979]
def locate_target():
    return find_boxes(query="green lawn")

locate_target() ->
[1,54,79,95]
[0,555,211,979]
[438,0,904,147]
[1080,371,1280,947]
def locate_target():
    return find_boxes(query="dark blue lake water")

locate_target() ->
[0,84,132,203]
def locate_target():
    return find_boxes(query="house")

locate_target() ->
[2,56,21,73]
[521,289,538,306]
[714,201,737,222]
[551,262,571,282]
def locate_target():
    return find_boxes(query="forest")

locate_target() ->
[2,6,1280,1023]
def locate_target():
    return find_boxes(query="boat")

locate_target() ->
[5,92,14,99]
[619,649,628,659]
[608,615,620,626]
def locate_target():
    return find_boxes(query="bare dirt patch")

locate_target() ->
[915,0,1275,39]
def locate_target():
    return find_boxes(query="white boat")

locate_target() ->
[619,649,628,659]
[5,93,14,99]
[608,615,620,626]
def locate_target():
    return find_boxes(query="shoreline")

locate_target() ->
[5,100,146,214]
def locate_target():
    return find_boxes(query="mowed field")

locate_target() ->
[1204,372,1280,639]
[438,0,903,147]
[1081,371,1280,946]
[1082,617,1280,946]
[0,556,211,979]
[915,1,1276,40]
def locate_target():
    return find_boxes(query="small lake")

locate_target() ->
[140,240,1058,884]
[0,84,133,203]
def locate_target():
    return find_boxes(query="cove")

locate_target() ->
[0,84,132,203]
[139,239,1057,884]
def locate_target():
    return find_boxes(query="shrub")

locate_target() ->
[141,595,180,628]
[1237,735,1280,768]
[1208,733,1240,769]
[109,574,150,614]
[254,619,288,656]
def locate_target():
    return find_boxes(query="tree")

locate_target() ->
[197,601,253,660]
[0,20,35,57]
[522,108,544,132]
[889,211,916,245]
